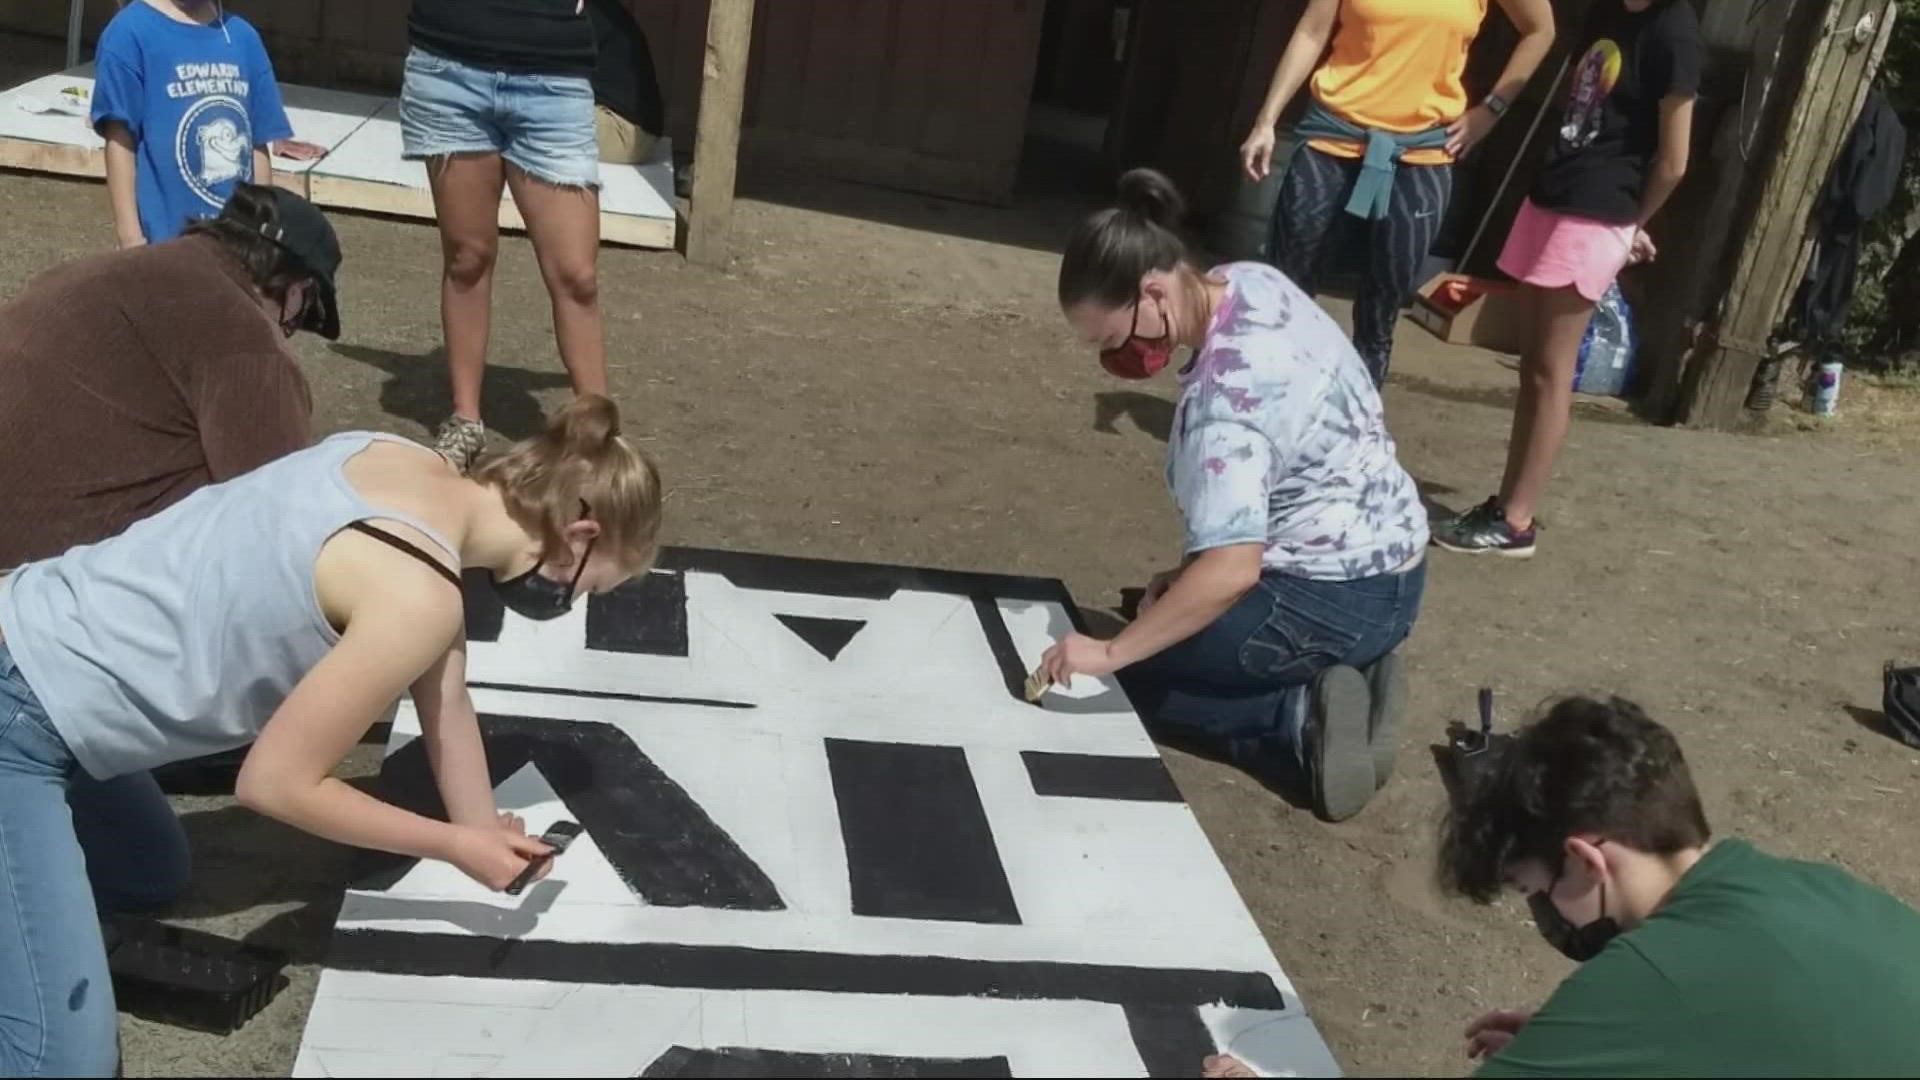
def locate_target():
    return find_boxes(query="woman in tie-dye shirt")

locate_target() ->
[1039,169,1428,823]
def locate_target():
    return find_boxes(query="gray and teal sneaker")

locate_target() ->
[433,415,487,474]
[1432,498,1537,558]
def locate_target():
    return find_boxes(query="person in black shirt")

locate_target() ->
[586,0,665,165]
[400,0,612,473]
[1434,0,1701,559]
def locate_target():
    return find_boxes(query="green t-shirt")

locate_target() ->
[1477,838,1920,1077]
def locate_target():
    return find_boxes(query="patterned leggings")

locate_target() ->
[1270,145,1454,385]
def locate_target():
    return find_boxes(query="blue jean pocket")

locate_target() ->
[404,47,455,76]
[527,74,593,99]
[1238,622,1342,686]
[0,667,71,776]
[1237,577,1370,684]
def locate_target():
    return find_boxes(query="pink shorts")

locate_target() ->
[1496,198,1637,302]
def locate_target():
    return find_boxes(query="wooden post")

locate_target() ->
[1671,0,1897,428]
[685,0,756,266]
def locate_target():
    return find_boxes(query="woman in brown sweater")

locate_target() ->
[0,183,339,571]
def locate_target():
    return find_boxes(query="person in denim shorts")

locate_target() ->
[403,0,610,472]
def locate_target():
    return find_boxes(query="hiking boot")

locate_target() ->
[433,415,487,474]
[1307,665,1375,823]
[1364,649,1407,790]
[1432,498,1536,558]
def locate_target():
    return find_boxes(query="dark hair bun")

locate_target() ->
[1114,168,1186,230]
[1057,168,1192,307]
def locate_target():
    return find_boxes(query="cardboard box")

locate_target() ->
[1410,273,1531,354]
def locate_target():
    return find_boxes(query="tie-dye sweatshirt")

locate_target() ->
[1167,262,1428,581]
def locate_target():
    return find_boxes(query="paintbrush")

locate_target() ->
[1024,666,1051,703]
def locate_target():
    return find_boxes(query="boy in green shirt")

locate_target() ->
[1436,696,1920,1077]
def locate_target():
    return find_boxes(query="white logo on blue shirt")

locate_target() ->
[174,95,252,208]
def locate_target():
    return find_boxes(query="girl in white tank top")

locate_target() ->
[0,396,661,1077]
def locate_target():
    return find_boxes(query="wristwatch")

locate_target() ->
[1484,93,1512,118]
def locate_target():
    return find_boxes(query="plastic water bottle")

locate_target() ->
[1574,284,1637,397]
[1810,361,1844,416]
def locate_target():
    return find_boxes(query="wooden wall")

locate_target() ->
[0,0,409,88]
[0,0,1048,203]
[733,0,1047,202]
[1107,0,1280,223]
[1627,0,1806,413]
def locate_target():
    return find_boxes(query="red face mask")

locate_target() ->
[1099,297,1174,380]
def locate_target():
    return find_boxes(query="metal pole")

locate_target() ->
[1455,56,1569,273]
[66,0,84,70]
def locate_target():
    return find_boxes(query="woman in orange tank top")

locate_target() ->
[1240,0,1554,385]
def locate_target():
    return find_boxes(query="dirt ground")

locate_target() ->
[3,139,1919,1078]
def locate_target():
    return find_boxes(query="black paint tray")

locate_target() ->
[103,917,289,1035]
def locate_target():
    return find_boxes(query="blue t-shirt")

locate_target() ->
[90,3,292,242]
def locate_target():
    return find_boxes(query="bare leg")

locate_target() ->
[1491,286,1551,517]
[428,153,507,421]
[1497,285,1596,530]
[505,165,607,398]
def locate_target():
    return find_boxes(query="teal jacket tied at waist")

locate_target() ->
[1293,98,1451,220]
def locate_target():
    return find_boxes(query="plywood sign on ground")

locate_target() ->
[0,67,383,199]
[0,66,675,248]
[295,548,1341,1078]
[0,66,105,179]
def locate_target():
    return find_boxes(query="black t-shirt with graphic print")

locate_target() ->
[1531,0,1704,224]
[408,0,597,78]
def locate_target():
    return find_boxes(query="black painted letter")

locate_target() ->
[825,740,1020,925]
[642,1046,1012,1078]
[360,714,783,911]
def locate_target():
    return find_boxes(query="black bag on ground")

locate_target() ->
[1886,662,1920,749]
[1435,687,1517,807]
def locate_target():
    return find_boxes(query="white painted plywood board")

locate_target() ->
[299,553,1340,1078]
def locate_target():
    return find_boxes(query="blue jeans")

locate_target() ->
[0,643,190,1077]
[1118,560,1426,769]
[400,46,601,189]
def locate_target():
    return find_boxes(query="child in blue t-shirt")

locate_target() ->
[91,0,292,246]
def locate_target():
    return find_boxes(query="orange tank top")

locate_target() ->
[1308,0,1488,166]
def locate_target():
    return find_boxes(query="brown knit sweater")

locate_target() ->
[0,234,312,570]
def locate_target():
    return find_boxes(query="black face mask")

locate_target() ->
[492,538,595,622]
[1528,873,1623,962]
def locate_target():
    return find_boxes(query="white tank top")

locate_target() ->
[0,431,458,779]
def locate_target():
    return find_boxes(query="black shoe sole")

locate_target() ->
[1365,651,1407,790]
[1310,666,1375,823]
[1432,536,1537,558]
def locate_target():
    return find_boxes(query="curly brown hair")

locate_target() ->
[1438,696,1711,903]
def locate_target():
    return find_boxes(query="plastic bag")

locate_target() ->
[1574,283,1637,397]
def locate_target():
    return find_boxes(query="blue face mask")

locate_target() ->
[492,537,595,622]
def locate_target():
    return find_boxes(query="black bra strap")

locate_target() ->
[346,520,462,590]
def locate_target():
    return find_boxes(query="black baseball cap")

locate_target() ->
[231,186,342,340]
